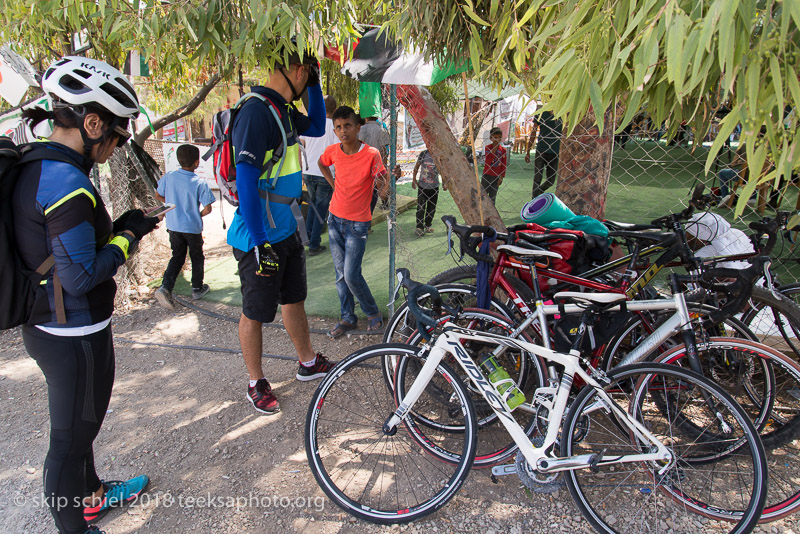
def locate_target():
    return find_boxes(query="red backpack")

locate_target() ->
[513,222,610,292]
[203,93,290,207]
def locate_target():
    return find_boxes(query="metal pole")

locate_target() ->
[388,85,398,317]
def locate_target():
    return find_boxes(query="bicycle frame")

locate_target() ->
[483,294,695,410]
[384,325,673,476]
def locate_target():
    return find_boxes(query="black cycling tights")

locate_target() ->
[22,324,115,534]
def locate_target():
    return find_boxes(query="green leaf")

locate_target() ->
[461,1,490,26]
[633,26,655,89]
[769,54,783,115]
[745,60,759,117]
[789,0,800,33]
[717,0,737,71]
[518,0,546,26]
[588,78,604,133]
[539,48,575,89]
[787,66,800,114]
[179,10,197,42]
[255,12,269,39]
[489,0,498,20]
[469,32,481,76]
[705,108,740,175]
[666,12,685,95]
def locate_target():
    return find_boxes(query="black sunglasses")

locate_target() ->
[113,125,132,147]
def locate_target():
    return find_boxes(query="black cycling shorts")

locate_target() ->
[233,232,307,323]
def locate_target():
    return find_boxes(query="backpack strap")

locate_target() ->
[220,92,293,192]
[256,190,309,244]
[18,145,87,325]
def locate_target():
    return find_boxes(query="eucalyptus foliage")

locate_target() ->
[390,0,800,211]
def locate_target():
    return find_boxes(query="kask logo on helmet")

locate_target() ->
[79,61,111,79]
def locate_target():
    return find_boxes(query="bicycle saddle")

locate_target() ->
[553,291,626,304]
[497,244,563,260]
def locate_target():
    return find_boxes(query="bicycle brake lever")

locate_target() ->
[446,224,454,257]
[761,259,776,292]
[391,270,405,303]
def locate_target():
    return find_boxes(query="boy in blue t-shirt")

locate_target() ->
[154,144,216,309]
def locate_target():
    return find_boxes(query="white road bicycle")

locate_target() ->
[376,249,800,524]
[305,272,769,533]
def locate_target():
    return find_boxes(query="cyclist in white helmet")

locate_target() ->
[13,56,158,534]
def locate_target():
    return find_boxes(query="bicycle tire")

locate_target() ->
[398,309,548,467]
[305,343,476,524]
[650,337,800,522]
[741,285,800,361]
[383,283,513,345]
[562,363,767,533]
[427,264,478,286]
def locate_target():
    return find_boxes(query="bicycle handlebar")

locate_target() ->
[442,215,576,264]
[649,183,718,228]
[675,256,771,323]
[396,268,443,342]
[748,211,788,255]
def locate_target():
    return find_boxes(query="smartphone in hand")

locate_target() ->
[146,203,176,219]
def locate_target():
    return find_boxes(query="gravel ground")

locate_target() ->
[1,299,799,533]
[2,209,798,533]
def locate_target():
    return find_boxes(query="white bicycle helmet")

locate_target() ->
[42,56,139,119]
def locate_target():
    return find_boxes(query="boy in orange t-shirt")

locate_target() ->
[318,106,389,338]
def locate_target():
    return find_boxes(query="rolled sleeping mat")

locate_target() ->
[520,193,576,224]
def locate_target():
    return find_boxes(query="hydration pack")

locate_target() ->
[203,92,290,206]
[0,137,75,329]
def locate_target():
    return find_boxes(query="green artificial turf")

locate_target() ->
[165,139,799,318]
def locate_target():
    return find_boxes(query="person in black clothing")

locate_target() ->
[13,56,159,534]
[525,110,563,198]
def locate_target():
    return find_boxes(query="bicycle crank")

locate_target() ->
[515,438,564,494]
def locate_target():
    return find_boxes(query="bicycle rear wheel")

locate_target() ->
[427,265,477,286]
[650,337,800,522]
[599,303,757,371]
[305,343,476,524]
[562,363,767,533]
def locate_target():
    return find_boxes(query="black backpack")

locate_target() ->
[0,137,77,329]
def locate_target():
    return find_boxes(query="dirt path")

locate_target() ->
[1,204,798,533]
[0,302,588,534]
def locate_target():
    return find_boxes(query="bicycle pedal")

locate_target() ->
[491,464,517,479]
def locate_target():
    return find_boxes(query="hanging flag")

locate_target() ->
[0,46,38,106]
[359,82,382,118]
[124,51,150,77]
[327,29,469,86]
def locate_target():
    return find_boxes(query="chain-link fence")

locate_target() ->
[95,143,168,308]
[389,103,800,289]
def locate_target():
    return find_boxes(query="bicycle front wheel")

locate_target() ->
[651,337,800,522]
[562,363,767,534]
[740,285,800,361]
[305,343,477,524]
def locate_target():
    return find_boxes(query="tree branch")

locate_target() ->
[134,72,224,145]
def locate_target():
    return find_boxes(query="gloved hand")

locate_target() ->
[307,62,320,87]
[112,209,140,235]
[254,242,279,276]
[121,209,159,240]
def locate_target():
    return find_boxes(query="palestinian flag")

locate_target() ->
[325,29,469,86]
